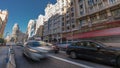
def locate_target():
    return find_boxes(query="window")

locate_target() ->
[62,28,64,31]
[80,11,84,15]
[71,7,74,11]
[90,15,97,23]
[79,19,86,27]
[62,23,64,26]
[62,8,64,11]
[67,26,70,30]
[72,25,75,28]
[80,5,83,9]
[109,0,116,4]
[71,13,74,17]
[85,41,99,48]
[71,2,73,6]
[88,0,94,6]
[66,21,69,24]
[79,0,83,2]
[62,17,64,21]
[111,8,120,16]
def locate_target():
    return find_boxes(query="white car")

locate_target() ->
[23,41,53,61]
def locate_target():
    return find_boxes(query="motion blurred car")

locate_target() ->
[23,41,59,61]
[51,43,59,53]
[66,40,120,67]
[57,42,71,51]
[16,42,23,47]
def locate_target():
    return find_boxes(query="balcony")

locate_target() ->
[77,0,120,19]
[66,23,70,26]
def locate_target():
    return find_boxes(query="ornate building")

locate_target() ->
[43,0,76,43]
[27,19,36,39]
[0,10,8,38]
[11,23,26,43]
[65,0,120,44]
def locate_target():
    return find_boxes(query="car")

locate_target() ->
[66,40,120,67]
[23,41,57,61]
[16,42,23,47]
[40,41,59,53]
[51,43,59,53]
[57,42,71,51]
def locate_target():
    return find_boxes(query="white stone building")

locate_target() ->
[35,15,44,35]
[27,19,36,38]
[11,23,26,43]
[0,10,8,38]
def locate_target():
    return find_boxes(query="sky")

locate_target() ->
[0,0,56,37]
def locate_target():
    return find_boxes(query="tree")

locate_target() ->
[0,38,5,43]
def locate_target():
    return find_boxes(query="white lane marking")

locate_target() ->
[59,51,66,54]
[48,55,94,68]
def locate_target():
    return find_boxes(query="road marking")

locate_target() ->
[59,51,66,54]
[48,55,94,68]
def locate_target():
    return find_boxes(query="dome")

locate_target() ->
[13,23,19,31]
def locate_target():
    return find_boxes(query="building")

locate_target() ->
[11,23,26,43]
[61,0,77,42]
[43,0,74,43]
[35,25,44,40]
[65,0,120,44]
[0,10,8,38]
[35,15,44,35]
[43,0,120,44]
[27,19,36,39]
[43,3,57,42]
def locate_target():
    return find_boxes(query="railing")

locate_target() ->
[77,0,120,18]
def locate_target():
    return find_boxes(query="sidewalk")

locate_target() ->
[0,46,8,68]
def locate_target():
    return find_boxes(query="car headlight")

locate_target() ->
[29,48,38,53]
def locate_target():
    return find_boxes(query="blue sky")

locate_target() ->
[0,0,56,37]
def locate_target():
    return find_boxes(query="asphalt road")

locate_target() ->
[13,46,114,68]
[0,46,8,68]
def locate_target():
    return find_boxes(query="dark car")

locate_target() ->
[66,40,120,67]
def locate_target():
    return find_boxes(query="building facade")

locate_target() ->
[11,23,26,43]
[42,0,120,44]
[27,19,36,39]
[0,10,8,38]
[35,15,44,35]
[43,0,75,43]
[65,0,120,43]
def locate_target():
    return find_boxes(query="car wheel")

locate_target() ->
[70,51,77,59]
[117,56,120,67]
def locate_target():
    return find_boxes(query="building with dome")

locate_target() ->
[11,23,26,43]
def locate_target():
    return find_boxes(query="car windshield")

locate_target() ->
[30,42,41,47]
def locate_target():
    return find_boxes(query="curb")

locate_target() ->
[6,46,16,68]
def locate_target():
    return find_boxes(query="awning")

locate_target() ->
[67,27,120,40]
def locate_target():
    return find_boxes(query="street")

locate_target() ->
[13,46,114,68]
